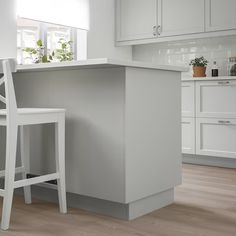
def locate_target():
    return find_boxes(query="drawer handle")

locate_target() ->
[157,25,162,36]
[218,120,231,124]
[218,81,230,85]
[153,26,157,36]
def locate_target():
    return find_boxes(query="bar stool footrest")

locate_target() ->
[14,173,60,189]
[27,173,58,185]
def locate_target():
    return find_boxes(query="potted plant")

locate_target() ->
[189,56,208,77]
[22,38,74,64]
[23,39,52,64]
[54,38,74,62]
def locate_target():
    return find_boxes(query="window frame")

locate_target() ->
[17,18,79,64]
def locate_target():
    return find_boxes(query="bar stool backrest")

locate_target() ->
[0,59,18,121]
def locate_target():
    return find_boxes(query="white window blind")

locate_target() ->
[17,0,89,30]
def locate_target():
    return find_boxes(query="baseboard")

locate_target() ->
[15,186,174,220]
[15,186,129,220]
[128,188,174,220]
[183,154,236,169]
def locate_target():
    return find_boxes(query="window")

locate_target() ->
[16,0,89,64]
[17,18,87,64]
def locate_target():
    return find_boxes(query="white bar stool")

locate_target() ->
[0,59,67,230]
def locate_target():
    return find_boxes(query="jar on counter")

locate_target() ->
[228,56,236,76]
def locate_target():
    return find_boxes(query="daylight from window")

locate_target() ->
[16,0,89,64]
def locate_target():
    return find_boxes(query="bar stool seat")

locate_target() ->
[0,108,66,125]
[0,108,65,115]
[0,58,67,230]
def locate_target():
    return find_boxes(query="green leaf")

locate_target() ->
[42,55,48,63]
[37,39,43,47]
[189,56,208,67]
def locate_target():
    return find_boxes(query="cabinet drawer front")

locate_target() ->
[182,81,195,117]
[182,117,195,154]
[196,80,236,118]
[196,118,236,158]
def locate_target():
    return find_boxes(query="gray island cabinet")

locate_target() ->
[14,58,187,219]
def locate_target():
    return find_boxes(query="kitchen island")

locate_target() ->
[14,58,187,219]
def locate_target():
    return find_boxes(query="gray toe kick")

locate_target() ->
[16,186,174,220]
[127,188,174,220]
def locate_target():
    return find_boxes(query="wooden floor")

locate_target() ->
[0,164,236,236]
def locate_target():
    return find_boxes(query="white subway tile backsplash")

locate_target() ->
[133,35,236,77]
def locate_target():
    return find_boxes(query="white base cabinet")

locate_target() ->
[181,81,195,117]
[182,118,195,154]
[181,81,195,155]
[196,118,236,158]
[196,80,236,119]
[182,77,236,159]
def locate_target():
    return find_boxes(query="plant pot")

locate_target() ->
[192,66,206,77]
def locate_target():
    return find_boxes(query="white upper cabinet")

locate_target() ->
[116,0,236,45]
[206,0,236,32]
[158,0,205,37]
[116,0,158,42]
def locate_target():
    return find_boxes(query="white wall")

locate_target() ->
[133,35,236,78]
[0,0,17,58]
[87,0,132,60]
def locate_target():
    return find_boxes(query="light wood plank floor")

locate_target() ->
[0,164,236,236]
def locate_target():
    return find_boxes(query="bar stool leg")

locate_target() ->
[20,126,32,204]
[55,115,67,213]
[1,124,18,230]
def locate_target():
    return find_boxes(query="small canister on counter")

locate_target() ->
[228,56,236,76]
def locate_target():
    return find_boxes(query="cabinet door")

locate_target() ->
[182,117,195,154]
[182,81,195,117]
[196,80,236,118]
[116,0,158,42]
[158,0,205,37]
[196,118,236,158]
[206,0,236,32]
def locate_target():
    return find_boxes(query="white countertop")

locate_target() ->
[17,58,188,73]
[182,76,236,81]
